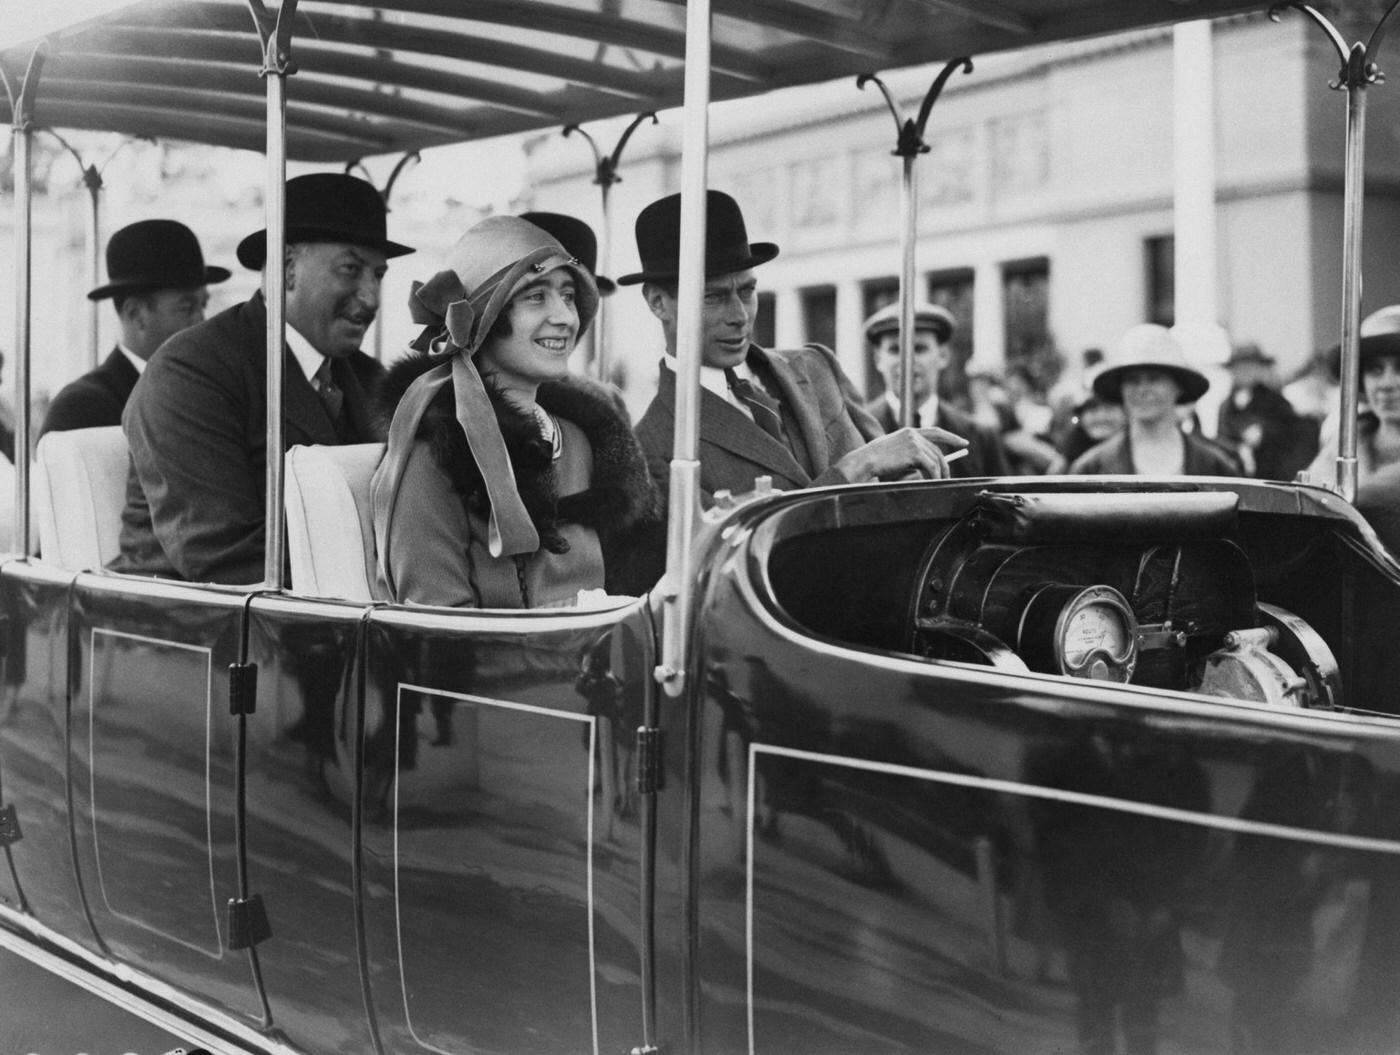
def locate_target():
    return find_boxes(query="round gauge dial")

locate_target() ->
[1015,583,1139,683]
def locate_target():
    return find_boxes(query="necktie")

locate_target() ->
[725,368,786,443]
[313,359,345,429]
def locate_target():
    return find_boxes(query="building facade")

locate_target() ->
[522,13,1400,414]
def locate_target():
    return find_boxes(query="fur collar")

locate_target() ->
[376,350,654,552]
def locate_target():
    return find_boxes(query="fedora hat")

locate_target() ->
[617,190,778,286]
[520,211,615,295]
[863,301,957,345]
[1092,323,1210,405]
[88,219,230,301]
[236,172,414,270]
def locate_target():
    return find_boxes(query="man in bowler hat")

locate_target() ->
[627,190,965,513]
[861,300,1009,478]
[41,219,230,438]
[113,172,413,583]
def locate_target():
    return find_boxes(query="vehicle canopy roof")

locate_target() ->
[2,0,1267,161]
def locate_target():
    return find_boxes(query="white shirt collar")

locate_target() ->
[662,355,757,413]
[884,391,938,427]
[285,323,328,384]
[116,344,146,376]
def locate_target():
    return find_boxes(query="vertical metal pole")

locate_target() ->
[657,0,710,701]
[261,49,289,588]
[898,154,917,429]
[12,120,32,555]
[595,179,614,385]
[1336,82,1365,502]
[5,49,43,557]
[86,177,102,367]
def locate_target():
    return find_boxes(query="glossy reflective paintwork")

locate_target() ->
[6,480,1400,1054]
[664,479,1400,1055]
[68,572,263,1021]
[243,593,375,1051]
[358,602,655,1055]
[0,560,87,936]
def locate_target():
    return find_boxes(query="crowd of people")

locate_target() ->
[29,175,1389,607]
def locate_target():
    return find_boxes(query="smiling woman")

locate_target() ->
[370,215,655,608]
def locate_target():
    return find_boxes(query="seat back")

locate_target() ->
[284,442,385,601]
[34,426,130,569]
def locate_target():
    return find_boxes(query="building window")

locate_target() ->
[927,268,975,404]
[1003,257,1051,369]
[858,278,898,395]
[800,284,837,353]
[1146,235,1174,327]
[754,291,776,349]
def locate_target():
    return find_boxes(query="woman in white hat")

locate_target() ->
[1069,323,1240,477]
[371,216,654,607]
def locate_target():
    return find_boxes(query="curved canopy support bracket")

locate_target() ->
[1272,0,1400,502]
[857,59,973,427]
[562,112,660,384]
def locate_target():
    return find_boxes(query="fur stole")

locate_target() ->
[376,350,655,553]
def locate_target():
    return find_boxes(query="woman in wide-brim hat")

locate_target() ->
[1307,332,1400,489]
[371,216,654,608]
[1069,323,1240,477]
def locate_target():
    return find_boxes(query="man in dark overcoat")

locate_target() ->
[628,190,964,510]
[41,220,230,438]
[861,301,1010,478]
[112,173,413,584]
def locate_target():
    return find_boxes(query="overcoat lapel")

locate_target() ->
[656,367,809,486]
[760,347,828,474]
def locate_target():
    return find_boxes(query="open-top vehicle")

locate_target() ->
[7,3,1400,1054]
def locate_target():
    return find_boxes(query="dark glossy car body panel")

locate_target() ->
[4,478,1400,1054]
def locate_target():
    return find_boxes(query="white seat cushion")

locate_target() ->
[34,426,129,569]
[284,443,385,601]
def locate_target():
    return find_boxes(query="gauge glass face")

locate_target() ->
[1062,602,1130,670]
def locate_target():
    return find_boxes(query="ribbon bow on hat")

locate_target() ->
[371,218,599,602]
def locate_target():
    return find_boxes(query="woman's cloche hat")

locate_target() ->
[1091,323,1211,405]
[520,211,616,295]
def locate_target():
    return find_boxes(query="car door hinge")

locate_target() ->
[636,726,663,795]
[228,661,258,716]
[0,803,21,846]
[227,893,272,949]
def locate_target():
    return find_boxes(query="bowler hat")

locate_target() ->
[1092,323,1211,405]
[88,220,230,301]
[617,190,778,286]
[236,172,414,270]
[520,211,615,295]
[863,301,957,345]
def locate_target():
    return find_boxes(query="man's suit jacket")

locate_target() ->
[864,397,1011,479]
[112,293,384,584]
[40,349,140,437]
[633,344,883,507]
